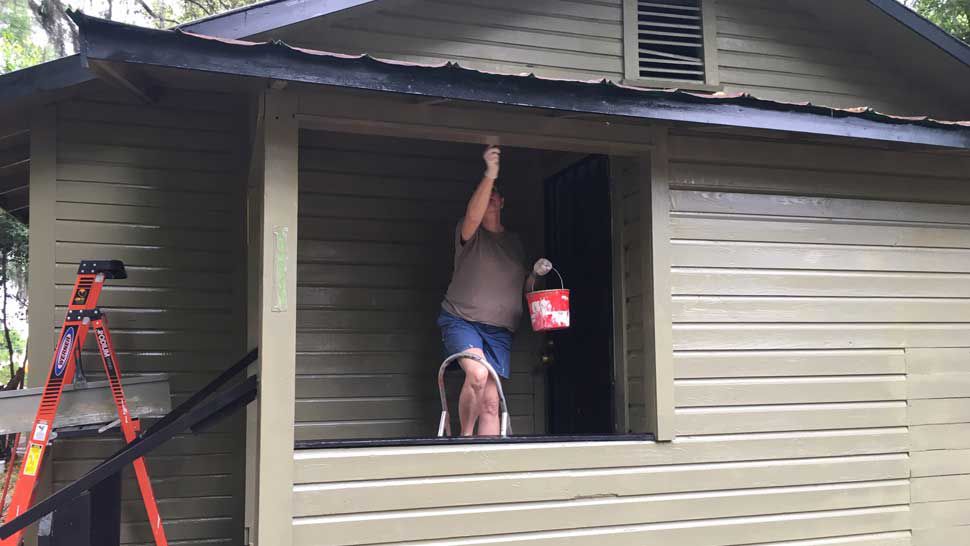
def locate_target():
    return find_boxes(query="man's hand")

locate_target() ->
[483,146,500,180]
[461,146,501,242]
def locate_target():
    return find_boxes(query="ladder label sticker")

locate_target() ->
[23,444,42,476]
[32,421,49,442]
[96,328,117,375]
[73,287,90,306]
[53,326,76,377]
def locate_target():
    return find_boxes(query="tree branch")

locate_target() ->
[1,251,15,381]
[135,0,180,27]
[182,0,212,17]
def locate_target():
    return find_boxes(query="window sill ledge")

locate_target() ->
[295,433,656,450]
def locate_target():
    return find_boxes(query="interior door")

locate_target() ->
[543,155,614,434]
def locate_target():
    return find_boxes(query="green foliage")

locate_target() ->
[0,211,27,385]
[0,330,26,385]
[0,212,28,280]
[908,0,970,42]
[1,0,262,73]
[0,0,55,74]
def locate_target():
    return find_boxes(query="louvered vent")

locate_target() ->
[636,0,706,83]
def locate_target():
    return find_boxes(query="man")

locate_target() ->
[437,145,532,436]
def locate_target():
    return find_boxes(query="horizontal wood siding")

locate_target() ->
[293,432,911,545]
[261,0,624,82]
[51,83,246,546]
[296,131,563,441]
[290,127,970,544]
[908,348,970,544]
[714,0,960,117]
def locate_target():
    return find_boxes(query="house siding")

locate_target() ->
[713,0,958,117]
[260,0,966,119]
[908,348,970,544]
[295,131,571,441]
[259,0,625,83]
[291,127,970,544]
[46,82,247,546]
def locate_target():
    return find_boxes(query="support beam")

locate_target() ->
[610,158,631,434]
[639,127,674,441]
[296,92,655,155]
[87,60,157,104]
[251,88,298,546]
[27,106,56,387]
[24,104,56,546]
[0,374,170,435]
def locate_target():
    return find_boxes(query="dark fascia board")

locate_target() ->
[176,0,379,39]
[0,55,94,103]
[867,0,970,68]
[72,13,970,150]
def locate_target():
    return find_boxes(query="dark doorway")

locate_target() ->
[543,155,614,434]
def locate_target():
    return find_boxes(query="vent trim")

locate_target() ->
[623,0,719,89]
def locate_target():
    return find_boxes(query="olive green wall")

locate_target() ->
[291,109,970,545]
[38,82,248,546]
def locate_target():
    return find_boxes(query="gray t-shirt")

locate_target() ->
[441,221,527,331]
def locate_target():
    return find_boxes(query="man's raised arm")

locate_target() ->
[461,146,501,242]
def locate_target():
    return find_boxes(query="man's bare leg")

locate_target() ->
[457,348,489,436]
[477,376,501,436]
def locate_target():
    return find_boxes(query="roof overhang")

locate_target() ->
[0,55,94,104]
[176,0,380,39]
[868,0,970,69]
[70,12,970,150]
[174,0,970,72]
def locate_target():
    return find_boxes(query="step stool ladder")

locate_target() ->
[437,352,512,437]
[1,260,168,546]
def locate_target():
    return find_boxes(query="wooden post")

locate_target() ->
[27,105,56,388]
[24,105,56,546]
[251,88,298,545]
[610,158,631,434]
[639,127,675,441]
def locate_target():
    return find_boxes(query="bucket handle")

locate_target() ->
[527,266,564,293]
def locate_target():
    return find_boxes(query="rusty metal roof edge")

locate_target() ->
[176,23,970,132]
[60,11,970,149]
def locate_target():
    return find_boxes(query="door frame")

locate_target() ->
[543,154,619,434]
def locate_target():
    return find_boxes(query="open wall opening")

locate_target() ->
[295,129,641,443]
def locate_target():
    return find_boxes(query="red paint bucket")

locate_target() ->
[526,268,569,332]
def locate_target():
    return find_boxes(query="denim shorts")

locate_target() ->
[436,309,512,378]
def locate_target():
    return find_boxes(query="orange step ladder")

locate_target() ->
[1,260,167,546]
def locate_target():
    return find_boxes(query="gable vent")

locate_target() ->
[636,0,706,83]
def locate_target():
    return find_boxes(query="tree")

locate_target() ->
[0,0,55,73]
[0,211,27,388]
[904,0,970,43]
[0,0,262,74]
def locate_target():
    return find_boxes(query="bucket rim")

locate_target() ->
[526,288,570,297]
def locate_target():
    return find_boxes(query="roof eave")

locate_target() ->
[867,0,970,69]
[0,55,94,104]
[176,0,379,39]
[72,13,970,150]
